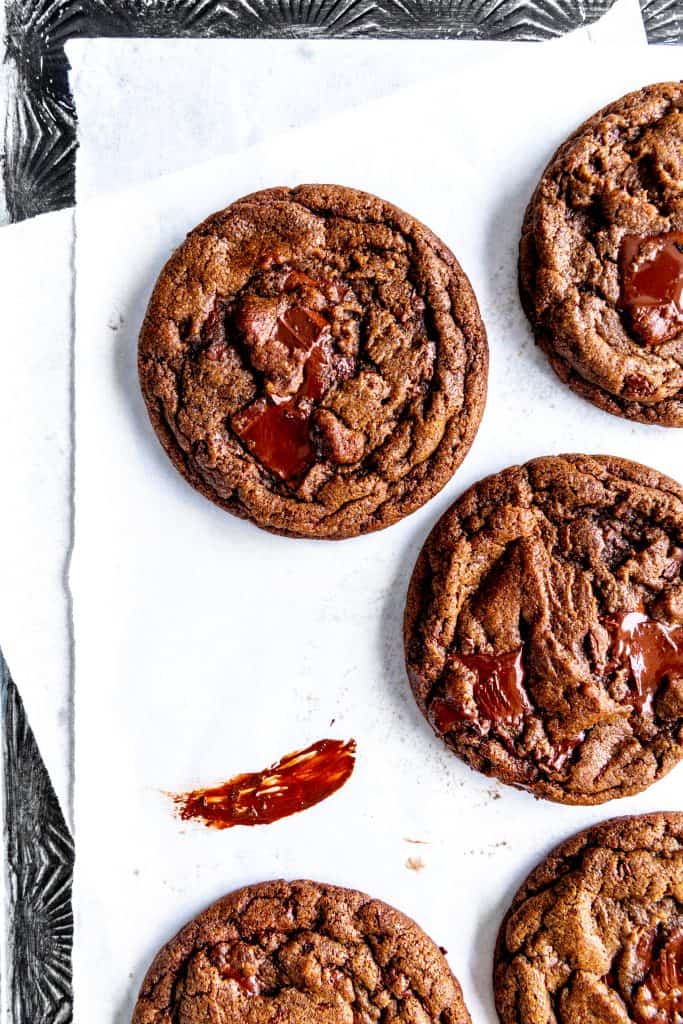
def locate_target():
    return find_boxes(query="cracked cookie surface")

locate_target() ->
[495,813,683,1024]
[404,454,683,805]
[131,879,470,1024]
[520,82,683,426]
[138,185,487,539]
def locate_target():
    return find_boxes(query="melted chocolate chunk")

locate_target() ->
[459,649,528,723]
[606,609,683,714]
[635,927,683,1023]
[541,732,586,771]
[431,649,528,732]
[276,306,330,353]
[430,697,465,734]
[209,946,260,997]
[172,739,356,829]
[231,273,339,480]
[620,231,683,347]
[432,647,586,772]
[434,604,683,742]
[232,399,314,481]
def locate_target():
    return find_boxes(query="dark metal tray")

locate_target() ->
[4,0,679,223]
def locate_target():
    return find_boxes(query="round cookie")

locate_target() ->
[520,82,683,426]
[131,878,471,1024]
[138,185,487,539]
[495,813,683,1024]
[404,454,683,805]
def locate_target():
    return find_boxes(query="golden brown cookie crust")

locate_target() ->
[495,813,683,1024]
[404,454,683,805]
[139,185,488,539]
[520,82,683,426]
[131,879,471,1024]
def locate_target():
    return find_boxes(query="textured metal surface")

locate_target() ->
[1,0,626,222]
[81,0,616,37]
[1,651,73,1024]
[641,0,683,42]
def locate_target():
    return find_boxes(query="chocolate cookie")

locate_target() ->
[131,879,471,1024]
[404,454,683,805]
[138,185,487,539]
[520,82,683,426]
[495,813,683,1024]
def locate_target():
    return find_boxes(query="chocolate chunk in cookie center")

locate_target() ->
[231,267,357,481]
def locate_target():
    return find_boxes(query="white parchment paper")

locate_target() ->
[74,42,683,1024]
[0,209,74,821]
[66,0,645,204]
